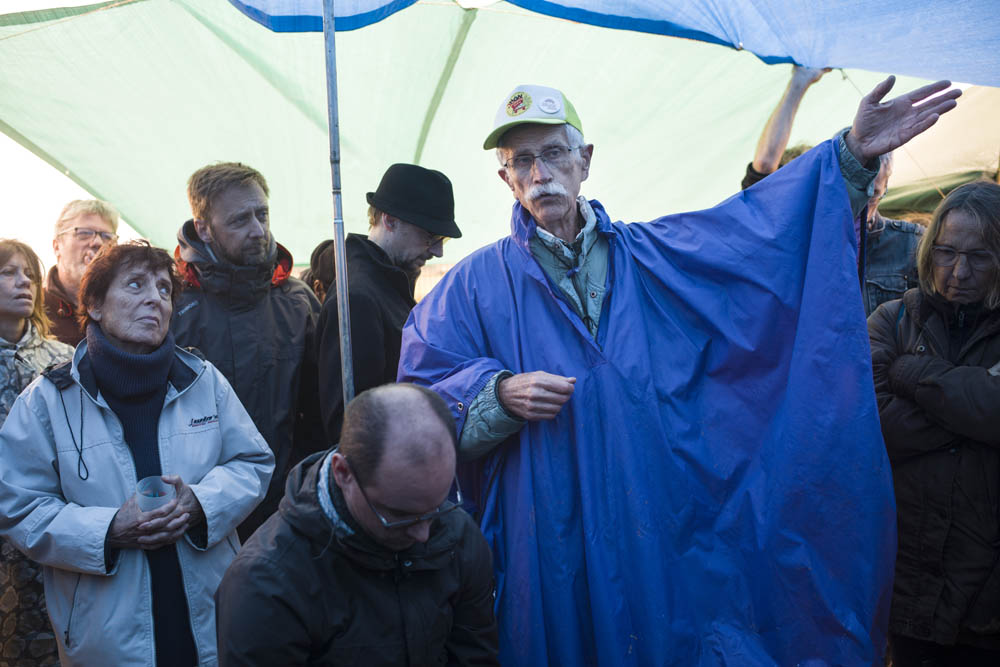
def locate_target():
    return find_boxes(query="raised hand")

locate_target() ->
[791,65,830,87]
[497,371,576,421]
[845,76,961,164]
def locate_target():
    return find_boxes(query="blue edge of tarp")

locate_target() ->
[226,0,798,65]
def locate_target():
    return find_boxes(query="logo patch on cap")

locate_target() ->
[538,96,561,114]
[506,91,532,117]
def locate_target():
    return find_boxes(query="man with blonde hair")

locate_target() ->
[44,199,119,345]
[171,161,323,541]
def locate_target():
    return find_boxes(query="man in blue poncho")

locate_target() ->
[398,79,959,665]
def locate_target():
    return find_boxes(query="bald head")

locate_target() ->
[338,383,457,485]
[334,384,459,551]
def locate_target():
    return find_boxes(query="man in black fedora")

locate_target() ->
[317,163,462,441]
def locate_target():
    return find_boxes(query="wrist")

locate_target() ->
[844,130,866,164]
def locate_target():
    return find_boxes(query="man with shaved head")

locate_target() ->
[214,383,499,666]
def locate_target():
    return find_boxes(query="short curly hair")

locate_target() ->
[76,241,183,333]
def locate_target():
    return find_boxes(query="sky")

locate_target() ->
[1,2,143,274]
[1,132,143,275]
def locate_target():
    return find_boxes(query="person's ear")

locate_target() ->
[382,214,400,232]
[498,168,515,192]
[193,219,213,245]
[88,303,103,323]
[579,144,594,182]
[313,280,326,303]
[330,452,354,489]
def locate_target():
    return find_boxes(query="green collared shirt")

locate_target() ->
[529,197,609,338]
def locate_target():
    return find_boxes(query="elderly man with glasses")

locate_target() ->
[398,80,961,665]
[45,199,119,345]
[215,383,499,667]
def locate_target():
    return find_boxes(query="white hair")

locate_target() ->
[495,124,586,165]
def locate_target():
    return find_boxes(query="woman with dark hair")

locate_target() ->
[0,239,73,421]
[0,241,274,665]
[869,180,1000,666]
[0,239,73,666]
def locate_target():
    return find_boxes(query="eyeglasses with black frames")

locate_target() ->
[348,458,463,530]
[931,245,995,272]
[57,227,118,244]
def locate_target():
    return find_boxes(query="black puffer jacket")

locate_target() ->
[318,234,416,440]
[215,451,499,666]
[869,288,1000,649]
[172,220,323,539]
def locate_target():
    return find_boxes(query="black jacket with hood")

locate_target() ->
[171,220,323,540]
[214,450,499,666]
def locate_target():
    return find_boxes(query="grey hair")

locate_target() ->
[879,151,894,171]
[55,199,120,235]
[495,124,586,165]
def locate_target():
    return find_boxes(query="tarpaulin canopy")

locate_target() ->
[234,0,1000,87]
[1,0,997,268]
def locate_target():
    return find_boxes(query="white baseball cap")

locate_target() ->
[483,84,583,150]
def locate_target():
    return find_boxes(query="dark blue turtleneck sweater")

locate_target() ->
[87,324,198,666]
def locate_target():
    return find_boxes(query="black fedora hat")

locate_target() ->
[366,163,461,238]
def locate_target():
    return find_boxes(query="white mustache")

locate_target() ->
[526,182,569,202]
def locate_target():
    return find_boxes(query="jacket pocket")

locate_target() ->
[866,275,907,312]
[226,533,240,556]
[62,572,82,650]
[963,555,1000,634]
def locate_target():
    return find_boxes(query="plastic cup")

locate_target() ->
[136,476,176,512]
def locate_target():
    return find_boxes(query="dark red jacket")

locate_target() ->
[43,267,83,347]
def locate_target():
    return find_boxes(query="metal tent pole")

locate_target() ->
[322,0,354,406]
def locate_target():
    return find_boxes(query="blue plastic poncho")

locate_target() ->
[398,140,896,666]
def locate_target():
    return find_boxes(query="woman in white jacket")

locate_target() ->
[0,241,274,666]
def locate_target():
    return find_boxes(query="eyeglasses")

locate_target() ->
[931,245,995,271]
[422,231,448,250]
[57,227,118,243]
[503,145,582,174]
[348,459,463,530]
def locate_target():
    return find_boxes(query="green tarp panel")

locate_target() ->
[1,0,995,266]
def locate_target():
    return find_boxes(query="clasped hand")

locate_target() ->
[498,371,576,421]
[108,475,205,550]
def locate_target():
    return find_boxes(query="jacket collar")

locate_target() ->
[174,220,294,301]
[906,288,1000,353]
[510,197,613,255]
[280,449,462,572]
[44,266,76,317]
[0,321,41,350]
[346,234,415,300]
[43,342,203,403]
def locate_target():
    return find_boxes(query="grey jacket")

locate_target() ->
[0,344,274,665]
